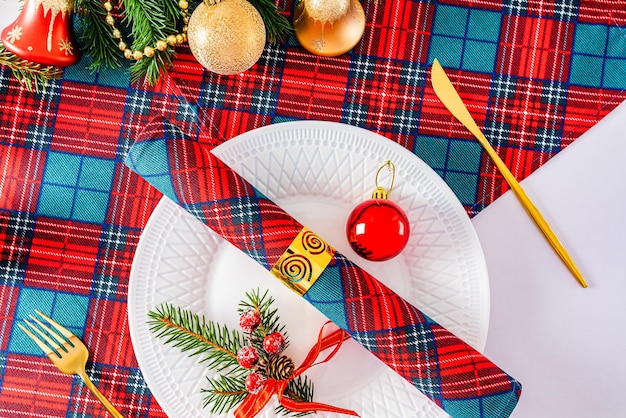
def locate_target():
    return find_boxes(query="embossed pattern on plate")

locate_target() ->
[128,121,490,417]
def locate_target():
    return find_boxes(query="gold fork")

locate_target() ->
[18,310,124,418]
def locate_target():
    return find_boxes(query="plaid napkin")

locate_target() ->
[125,115,522,418]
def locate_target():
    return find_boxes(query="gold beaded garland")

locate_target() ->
[103,0,190,61]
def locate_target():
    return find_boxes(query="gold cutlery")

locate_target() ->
[431,58,587,288]
[19,310,124,417]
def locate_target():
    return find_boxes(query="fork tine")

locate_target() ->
[29,315,69,350]
[35,309,74,339]
[23,319,64,353]
[18,323,56,356]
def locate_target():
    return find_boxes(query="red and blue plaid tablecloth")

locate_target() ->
[1,0,625,416]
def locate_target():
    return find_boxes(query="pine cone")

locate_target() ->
[265,355,295,380]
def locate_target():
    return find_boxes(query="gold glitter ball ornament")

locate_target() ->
[187,0,266,75]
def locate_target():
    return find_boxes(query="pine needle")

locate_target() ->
[148,303,247,374]
[239,288,289,351]
[202,374,248,415]
[74,0,123,70]
[0,44,62,92]
[248,0,293,43]
[277,375,316,417]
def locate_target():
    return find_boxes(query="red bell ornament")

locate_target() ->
[1,0,82,67]
[346,160,410,262]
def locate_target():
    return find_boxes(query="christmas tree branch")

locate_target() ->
[121,0,182,84]
[130,49,175,85]
[202,374,248,415]
[74,0,123,70]
[148,303,247,374]
[278,375,316,416]
[123,0,177,46]
[248,0,293,43]
[0,43,62,92]
[149,290,321,416]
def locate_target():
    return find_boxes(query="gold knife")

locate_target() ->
[430,58,588,288]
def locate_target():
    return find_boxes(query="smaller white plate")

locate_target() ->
[128,121,490,417]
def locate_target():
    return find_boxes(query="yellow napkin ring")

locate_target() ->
[270,227,335,296]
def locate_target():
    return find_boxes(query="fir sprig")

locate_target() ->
[278,375,316,417]
[201,374,248,414]
[121,0,183,84]
[248,0,293,43]
[148,303,246,374]
[148,289,318,416]
[74,0,123,70]
[0,44,62,92]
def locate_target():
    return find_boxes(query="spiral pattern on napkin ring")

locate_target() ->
[301,230,327,255]
[279,254,313,283]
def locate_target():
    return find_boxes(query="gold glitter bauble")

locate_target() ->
[187,0,266,75]
[304,0,350,23]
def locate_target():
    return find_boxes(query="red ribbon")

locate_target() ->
[234,322,360,417]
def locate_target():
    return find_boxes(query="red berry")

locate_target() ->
[239,308,261,333]
[263,332,286,354]
[245,372,265,394]
[237,345,259,369]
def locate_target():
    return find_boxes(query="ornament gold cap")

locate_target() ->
[372,187,388,200]
[371,160,395,200]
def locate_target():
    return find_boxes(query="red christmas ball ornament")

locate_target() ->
[239,308,261,333]
[245,372,265,394]
[237,345,259,369]
[346,161,410,261]
[263,331,286,354]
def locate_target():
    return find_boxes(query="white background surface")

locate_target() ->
[2,5,625,417]
[477,100,626,418]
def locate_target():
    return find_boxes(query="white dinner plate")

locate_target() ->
[128,121,490,417]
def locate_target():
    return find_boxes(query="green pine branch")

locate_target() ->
[121,0,182,84]
[74,0,123,70]
[202,374,248,415]
[0,43,62,92]
[248,0,293,43]
[149,289,319,416]
[148,303,247,374]
[129,49,175,85]
[122,0,177,46]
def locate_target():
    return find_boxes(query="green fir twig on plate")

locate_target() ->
[148,303,246,374]
[147,289,316,416]
[201,374,248,414]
